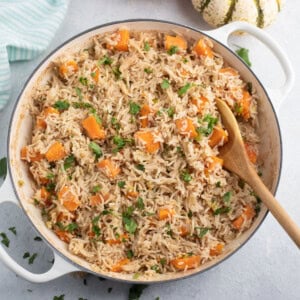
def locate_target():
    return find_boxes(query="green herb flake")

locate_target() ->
[183,58,188,63]
[135,164,145,172]
[23,252,30,259]
[195,227,210,238]
[46,173,55,180]
[247,82,253,94]
[167,107,175,118]
[79,77,88,86]
[197,114,218,137]
[126,249,134,259]
[216,181,221,188]
[128,284,148,300]
[234,103,243,114]
[118,181,126,188]
[180,171,192,183]
[53,295,65,300]
[136,197,144,210]
[111,117,121,130]
[34,236,42,241]
[92,185,102,193]
[236,47,252,67]
[112,136,127,153]
[132,273,140,280]
[72,102,94,110]
[98,55,113,66]
[144,68,153,74]
[160,258,167,266]
[188,210,193,219]
[151,264,160,273]
[93,113,102,125]
[176,146,185,157]
[167,45,179,55]
[0,232,9,247]
[65,222,78,233]
[28,253,38,264]
[160,79,170,90]
[53,100,70,112]
[92,225,101,237]
[178,83,191,96]
[112,66,122,80]
[75,87,83,100]
[108,287,113,293]
[89,142,103,159]
[8,227,16,235]
[123,216,137,234]
[64,154,75,170]
[0,157,7,179]
[223,191,232,203]
[129,102,141,115]
[155,297,160,300]
[144,42,150,52]
[213,207,231,215]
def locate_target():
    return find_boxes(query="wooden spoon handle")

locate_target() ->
[247,168,300,248]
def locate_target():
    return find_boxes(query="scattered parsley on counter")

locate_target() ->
[235,47,252,67]
[128,284,148,300]
[0,232,9,247]
[8,227,17,235]
[0,157,7,179]
[53,295,65,300]
[28,253,38,264]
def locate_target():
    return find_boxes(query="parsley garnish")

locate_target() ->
[112,136,126,153]
[89,142,103,159]
[195,227,209,238]
[65,222,78,233]
[223,191,232,203]
[53,295,65,300]
[28,253,38,264]
[92,185,102,193]
[72,102,94,110]
[126,249,134,259]
[122,206,137,234]
[180,171,192,183]
[112,66,122,80]
[160,79,170,89]
[64,154,75,170]
[167,45,179,55]
[79,77,88,86]
[108,287,113,293]
[34,236,42,241]
[118,181,126,188]
[129,102,141,115]
[197,114,218,137]
[144,42,150,52]
[151,264,160,273]
[236,47,252,67]
[144,68,152,74]
[216,181,221,188]
[128,284,148,300]
[135,164,145,172]
[92,216,101,237]
[111,117,121,130]
[8,227,16,235]
[0,157,7,179]
[98,55,113,65]
[136,197,144,210]
[46,173,55,180]
[53,100,70,112]
[0,232,10,248]
[167,107,175,118]
[23,252,30,259]
[46,182,55,192]
[75,87,82,100]
[188,210,193,219]
[213,207,231,215]
[178,83,191,96]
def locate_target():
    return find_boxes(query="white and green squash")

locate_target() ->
[192,0,285,28]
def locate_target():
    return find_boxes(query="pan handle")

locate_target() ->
[0,174,80,282]
[206,21,295,111]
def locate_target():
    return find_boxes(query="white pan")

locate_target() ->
[0,19,294,283]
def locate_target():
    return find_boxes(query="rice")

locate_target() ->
[21,29,261,276]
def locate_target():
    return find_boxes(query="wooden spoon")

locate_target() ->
[216,98,300,248]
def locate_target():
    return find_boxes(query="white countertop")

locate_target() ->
[0,1,299,299]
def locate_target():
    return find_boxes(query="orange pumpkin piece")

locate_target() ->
[91,66,100,83]
[89,194,102,206]
[175,118,197,139]
[55,229,70,243]
[205,156,224,175]
[158,208,175,220]
[82,115,106,140]
[194,38,213,58]
[59,60,79,77]
[45,142,66,162]
[20,146,43,162]
[165,35,187,51]
[126,191,139,199]
[219,67,239,76]
[210,243,224,256]
[58,186,80,212]
[232,204,255,230]
[238,90,252,120]
[114,29,130,51]
[40,187,50,200]
[111,258,130,272]
[134,131,160,153]
[191,96,208,114]
[107,234,128,245]
[140,104,151,128]
[39,177,49,185]
[36,107,60,129]
[244,142,257,164]
[97,159,120,179]
[209,126,228,148]
[171,255,201,270]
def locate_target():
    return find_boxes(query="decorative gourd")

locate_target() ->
[191,0,285,28]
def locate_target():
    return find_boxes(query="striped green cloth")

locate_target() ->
[0,0,69,110]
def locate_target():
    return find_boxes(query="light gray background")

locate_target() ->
[0,1,299,299]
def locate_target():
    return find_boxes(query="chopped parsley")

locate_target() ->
[92,185,102,193]
[180,171,192,183]
[167,107,175,118]
[126,249,134,259]
[98,55,113,65]
[112,136,126,153]
[122,206,137,234]
[112,66,122,79]
[89,142,103,159]
[65,222,78,233]
[111,117,121,130]
[92,215,101,237]
[75,87,83,100]
[0,157,7,179]
[176,146,185,157]
[118,181,126,188]
[188,210,193,219]
[167,45,179,55]
[108,287,113,293]
[236,47,252,67]
[53,295,65,300]
[79,77,88,86]
[160,79,170,89]
[53,100,70,112]
[34,236,42,241]
[144,41,150,52]
[136,197,144,210]
[23,252,30,259]
[151,264,160,273]
[213,206,231,215]
[72,102,94,110]
[128,284,148,300]
[197,114,218,137]
[216,181,221,188]
[28,253,38,264]
[160,258,167,266]
[195,227,209,238]
[129,102,141,115]
[135,164,145,172]
[8,227,16,235]
[223,191,232,203]
[64,154,75,170]
[144,68,152,74]
[178,83,191,96]
[45,182,55,193]
[46,173,55,180]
